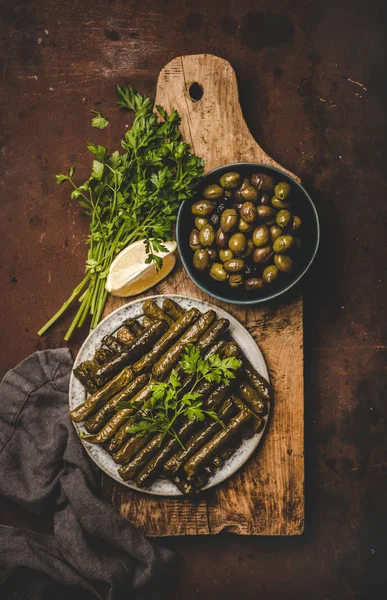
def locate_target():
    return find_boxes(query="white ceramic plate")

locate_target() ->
[69,294,270,496]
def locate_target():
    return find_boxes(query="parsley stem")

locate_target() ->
[37,274,90,336]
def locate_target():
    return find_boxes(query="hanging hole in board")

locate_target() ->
[189,82,204,102]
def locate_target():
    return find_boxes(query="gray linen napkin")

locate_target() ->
[0,349,173,600]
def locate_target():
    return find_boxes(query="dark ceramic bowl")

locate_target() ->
[176,162,320,305]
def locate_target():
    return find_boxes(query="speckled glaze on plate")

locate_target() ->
[69,294,270,496]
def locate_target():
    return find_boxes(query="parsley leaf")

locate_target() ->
[91,111,109,129]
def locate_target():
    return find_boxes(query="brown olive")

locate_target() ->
[193,249,209,271]
[215,227,229,249]
[276,209,292,229]
[274,254,293,273]
[238,218,254,233]
[260,192,271,206]
[271,196,291,210]
[239,238,254,258]
[240,201,257,223]
[189,229,201,251]
[251,173,275,192]
[228,232,247,254]
[229,274,244,288]
[219,249,234,262]
[209,212,220,228]
[219,172,241,189]
[191,200,215,216]
[203,184,224,200]
[195,217,208,230]
[263,265,279,283]
[245,277,265,291]
[274,181,291,200]
[252,225,270,247]
[220,208,238,233]
[223,258,245,273]
[257,205,275,221]
[291,215,302,232]
[207,248,218,262]
[270,225,282,242]
[209,262,227,281]
[273,234,294,253]
[252,245,274,265]
[234,188,242,203]
[199,224,215,247]
[240,184,259,203]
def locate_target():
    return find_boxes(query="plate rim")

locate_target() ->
[69,293,270,496]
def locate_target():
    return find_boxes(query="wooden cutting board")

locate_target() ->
[101,54,304,536]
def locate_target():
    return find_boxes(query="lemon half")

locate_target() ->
[105,239,177,297]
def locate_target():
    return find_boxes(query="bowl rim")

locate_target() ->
[177,162,320,305]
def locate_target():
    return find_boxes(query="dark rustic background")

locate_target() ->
[1,0,387,598]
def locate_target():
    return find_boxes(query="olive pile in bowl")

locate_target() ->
[189,171,303,292]
[176,162,319,305]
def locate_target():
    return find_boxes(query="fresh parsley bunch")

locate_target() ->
[126,345,242,449]
[38,86,204,340]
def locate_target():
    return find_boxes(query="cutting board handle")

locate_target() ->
[155,54,299,180]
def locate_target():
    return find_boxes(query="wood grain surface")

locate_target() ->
[101,55,304,536]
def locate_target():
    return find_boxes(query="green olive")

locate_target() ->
[271,196,291,210]
[291,215,302,232]
[252,225,270,247]
[274,181,291,200]
[270,225,282,242]
[209,262,227,281]
[224,190,234,199]
[220,208,238,233]
[240,202,257,223]
[189,229,201,251]
[223,258,245,273]
[207,248,218,262]
[193,249,209,271]
[276,209,293,228]
[203,184,224,200]
[239,238,254,258]
[257,205,275,221]
[273,234,294,253]
[194,217,208,230]
[263,265,279,284]
[191,200,215,216]
[228,233,247,254]
[252,245,274,265]
[199,224,215,247]
[229,274,244,288]
[265,219,275,226]
[219,172,241,189]
[245,277,265,291]
[219,249,234,262]
[274,254,293,273]
[238,217,254,233]
[215,227,229,249]
[240,184,259,203]
[251,173,275,192]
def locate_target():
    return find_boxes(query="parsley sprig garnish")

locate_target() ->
[38,86,204,340]
[125,345,242,449]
